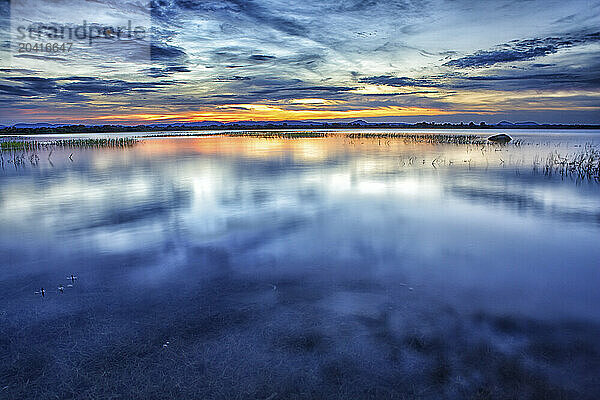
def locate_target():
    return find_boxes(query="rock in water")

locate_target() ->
[487,133,512,143]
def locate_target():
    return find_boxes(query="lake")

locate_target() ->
[1,129,599,399]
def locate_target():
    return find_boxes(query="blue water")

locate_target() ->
[1,131,599,399]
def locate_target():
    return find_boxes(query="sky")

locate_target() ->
[0,0,599,125]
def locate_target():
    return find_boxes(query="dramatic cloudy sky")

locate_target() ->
[0,0,599,124]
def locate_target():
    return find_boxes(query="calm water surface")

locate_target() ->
[1,130,599,399]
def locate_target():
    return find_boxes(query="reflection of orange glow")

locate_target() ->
[94,104,451,123]
[139,136,334,161]
[247,140,286,158]
[137,133,479,163]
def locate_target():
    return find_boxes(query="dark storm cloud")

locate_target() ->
[210,49,278,66]
[1,71,355,108]
[210,48,250,65]
[151,43,188,64]
[0,76,181,98]
[59,78,178,94]
[444,31,600,68]
[465,73,574,82]
[0,68,40,74]
[249,54,276,61]
[446,47,554,68]
[332,0,429,13]
[358,75,439,87]
[360,51,600,92]
[2,77,58,96]
[194,75,359,104]
[363,91,439,96]
[214,76,252,81]
[208,47,326,72]
[0,76,90,103]
[455,55,600,90]
[143,66,191,77]
[0,84,32,97]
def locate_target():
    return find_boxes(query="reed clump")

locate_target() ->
[222,131,329,139]
[346,132,486,145]
[218,131,487,143]
[0,138,137,152]
[543,146,600,181]
[1,141,32,151]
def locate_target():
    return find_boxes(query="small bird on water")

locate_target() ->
[58,285,64,293]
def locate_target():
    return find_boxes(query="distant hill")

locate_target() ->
[497,121,540,126]
[515,121,539,126]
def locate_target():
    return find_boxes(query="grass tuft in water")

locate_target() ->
[222,131,329,139]
[0,138,138,152]
[543,146,600,181]
[346,132,487,144]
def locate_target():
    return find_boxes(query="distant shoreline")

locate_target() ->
[1,122,600,135]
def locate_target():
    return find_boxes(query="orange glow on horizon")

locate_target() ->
[92,104,454,123]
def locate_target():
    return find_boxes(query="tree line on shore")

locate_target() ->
[1,121,599,135]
